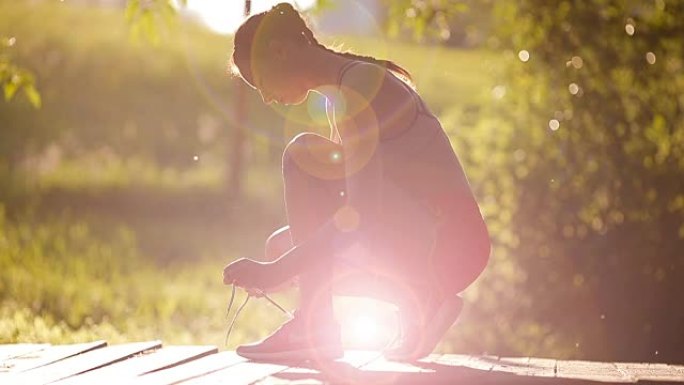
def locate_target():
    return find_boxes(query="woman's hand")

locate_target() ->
[222,258,278,291]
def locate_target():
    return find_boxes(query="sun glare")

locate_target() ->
[185,0,317,35]
[351,314,379,345]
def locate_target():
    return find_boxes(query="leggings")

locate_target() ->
[277,132,490,313]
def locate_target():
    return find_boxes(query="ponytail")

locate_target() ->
[299,24,413,84]
[232,2,413,86]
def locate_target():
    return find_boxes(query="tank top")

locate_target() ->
[333,60,433,141]
[329,61,477,207]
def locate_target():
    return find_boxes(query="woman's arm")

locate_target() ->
[223,216,353,290]
[224,64,388,290]
[273,65,389,272]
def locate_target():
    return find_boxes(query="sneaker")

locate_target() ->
[236,311,343,362]
[384,295,463,361]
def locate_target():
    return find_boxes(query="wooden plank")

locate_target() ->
[430,355,560,383]
[182,359,290,385]
[468,354,501,371]
[523,357,558,378]
[670,363,684,377]
[491,356,533,375]
[436,354,497,371]
[431,353,472,368]
[5,343,683,385]
[343,350,392,368]
[360,356,434,373]
[5,340,161,385]
[132,351,244,385]
[355,355,438,385]
[255,352,442,385]
[395,354,499,384]
[556,359,632,383]
[0,341,106,373]
[0,344,50,363]
[252,350,390,385]
[616,362,684,382]
[55,345,218,385]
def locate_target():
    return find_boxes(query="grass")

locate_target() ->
[0,203,294,347]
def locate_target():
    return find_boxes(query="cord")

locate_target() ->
[224,285,293,347]
[224,285,403,362]
[253,289,294,318]
[224,284,250,346]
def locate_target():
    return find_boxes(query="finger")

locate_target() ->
[246,288,263,298]
[232,278,246,289]
[222,270,236,285]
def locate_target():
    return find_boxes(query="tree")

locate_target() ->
[389,0,684,361]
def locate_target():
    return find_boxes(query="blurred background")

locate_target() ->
[1,0,683,363]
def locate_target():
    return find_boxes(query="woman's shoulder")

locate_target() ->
[337,61,386,99]
[339,61,419,133]
[338,60,384,81]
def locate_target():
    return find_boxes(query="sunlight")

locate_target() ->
[185,0,317,35]
[351,314,379,345]
[336,297,396,349]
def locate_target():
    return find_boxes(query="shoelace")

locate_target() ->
[224,284,404,359]
[224,284,293,347]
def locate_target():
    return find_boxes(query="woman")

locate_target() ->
[223,2,490,362]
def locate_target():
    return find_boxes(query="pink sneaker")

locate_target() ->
[384,296,464,361]
[236,311,343,362]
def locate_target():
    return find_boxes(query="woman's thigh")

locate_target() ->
[283,132,345,182]
[283,133,346,243]
[341,173,439,287]
[263,225,416,301]
[282,133,441,294]
[431,207,491,295]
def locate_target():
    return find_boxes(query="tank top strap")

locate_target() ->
[337,60,365,86]
[395,76,429,116]
[338,60,429,115]
[335,60,434,142]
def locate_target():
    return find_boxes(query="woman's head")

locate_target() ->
[231,3,312,104]
[230,2,412,105]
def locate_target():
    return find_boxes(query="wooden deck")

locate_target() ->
[1,341,683,384]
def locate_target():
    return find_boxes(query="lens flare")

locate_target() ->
[351,314,379,344]
[335,297,397,350]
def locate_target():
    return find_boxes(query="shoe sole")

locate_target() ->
[384,296,463,361]
[237,346,344,363]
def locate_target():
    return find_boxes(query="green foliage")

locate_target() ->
[384,0,466,42]
[382,0,493,46]
[0,305,126,344]
[0,203,289,345]
[0,1,490,191]
[0,1,243,177]
[487,0,683,362]
[0,206,137,328]
[1,36,40,108]
[395,0,684,361]
[125,0,183,44]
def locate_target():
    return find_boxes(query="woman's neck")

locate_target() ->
[306,47,350,102]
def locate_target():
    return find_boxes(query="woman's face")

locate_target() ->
[252,41,310,105]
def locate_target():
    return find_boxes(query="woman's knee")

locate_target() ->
[282,133,343,180]
[282,133,315,172]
